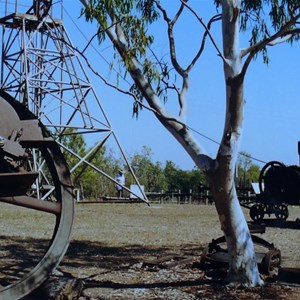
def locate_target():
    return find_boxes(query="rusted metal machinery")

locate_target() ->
[200,232,282,276]
[248,161,300,222]
[0,91,74,299]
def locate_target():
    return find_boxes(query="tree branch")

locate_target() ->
[189,14,222,73]
[267,27,300,45]
[54,30,144,111]
[241,12,300,76]
[81,21,121,54]
[181,0,225,67]
[148,47,179,96]
[154,1,191,120]
[155,0,185,75]
[79,0,215,171]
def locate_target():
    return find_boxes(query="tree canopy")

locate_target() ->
[81,0,300,113]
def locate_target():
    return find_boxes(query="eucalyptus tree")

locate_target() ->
[129,145,167,192]
[80,0,300,286]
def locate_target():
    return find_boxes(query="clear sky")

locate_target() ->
[55,1,300,170]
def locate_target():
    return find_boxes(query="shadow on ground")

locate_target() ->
[0,236,296,299]
[25,240,209,299]
[22,240,299,299]
[252,218,300,230]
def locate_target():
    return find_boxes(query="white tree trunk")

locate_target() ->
[209,158,262,285]
[205,0,262,286]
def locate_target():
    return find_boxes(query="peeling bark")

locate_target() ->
[206,0,263,286]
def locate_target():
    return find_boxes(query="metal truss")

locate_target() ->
[0,0,147,202]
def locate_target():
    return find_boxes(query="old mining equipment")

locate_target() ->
[0,91,74,299]
[249,160,300,222]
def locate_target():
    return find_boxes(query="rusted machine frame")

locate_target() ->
[0,91,74,299]
[241,160,300,222]
[200,234,281,276]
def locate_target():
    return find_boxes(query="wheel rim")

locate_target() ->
[259,161,285,194]
[250,204,265,221]
[275,204,289,220]
[0,95,74,299]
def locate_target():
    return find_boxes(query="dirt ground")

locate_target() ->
[17,203,300,299]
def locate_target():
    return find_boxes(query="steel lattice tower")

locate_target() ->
[0,0,146,201]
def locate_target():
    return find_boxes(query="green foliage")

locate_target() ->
[128,151,206,194]
[129,145,167,192]
[60,134,207,198]
[164,161,207,194]
[60,128,87,171]
[83,0,174,117]
[237,151,260,188]
[247,164,261,182]
[213,1,300,62]
[83,0,158,57]
[60,128,119,198]
[240,1,300,62]
[79,145,118,199]
[164,161,178,191]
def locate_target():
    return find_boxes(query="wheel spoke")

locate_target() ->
[0,195,61,215]
[275,204,289,220]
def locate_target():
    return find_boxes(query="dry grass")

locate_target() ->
[2,201,300,255]
[72,203,223,247]
[2,202,300,299]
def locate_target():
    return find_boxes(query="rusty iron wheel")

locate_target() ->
[250,203,265,222]
[0,94,74,299]
[275,204,289,220]
[261,249,281,274]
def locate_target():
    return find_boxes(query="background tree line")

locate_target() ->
[62,130,260,200]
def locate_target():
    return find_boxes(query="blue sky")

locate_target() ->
[61,1,300,170]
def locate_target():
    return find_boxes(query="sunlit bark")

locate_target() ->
[214,0,262,284]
